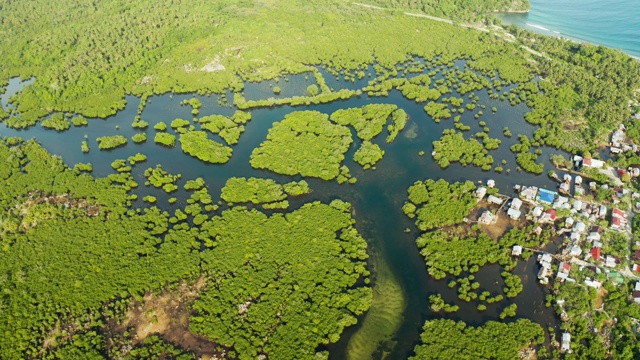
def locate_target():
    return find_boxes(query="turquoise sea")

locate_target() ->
[500,0,640,58]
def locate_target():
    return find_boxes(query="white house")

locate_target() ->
[561,333,571,353]
[507,208,521,220]
[585,278,602,290]
[512,245,523,256]
[532,206,543,217]
[487,195,503,205]
[570,245,582,256]
[476,187,487,201]
[583,158,604,168]
[574,222,586,233]
[510,198,523,210]
[573,200,583,210]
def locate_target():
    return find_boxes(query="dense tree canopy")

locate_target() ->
[250,111,352,180]
[0,138,371,359]
[403,179,477,231]
[410,319,544,360]
[193,201,371,359]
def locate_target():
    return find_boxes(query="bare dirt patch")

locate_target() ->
[594,287,609,309]
[201,56,226,72]
[113,276,220,359]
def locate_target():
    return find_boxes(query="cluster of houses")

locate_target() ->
[507,176,634,289]
[552,105,640,355]
[610,124,637,154]
[476,181,510,225]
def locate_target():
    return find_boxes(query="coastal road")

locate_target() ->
[352,2,549,59]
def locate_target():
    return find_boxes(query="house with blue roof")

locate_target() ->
[537,188,556,204]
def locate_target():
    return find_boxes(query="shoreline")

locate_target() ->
[492,9,530,14]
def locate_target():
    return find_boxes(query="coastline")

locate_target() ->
[498,0,640,59]
[492,9,530,14]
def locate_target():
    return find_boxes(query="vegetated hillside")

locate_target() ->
[359,0,530,20]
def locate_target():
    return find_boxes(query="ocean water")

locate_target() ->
[499,0,640,58]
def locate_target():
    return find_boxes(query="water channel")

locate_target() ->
[0,66,569,358]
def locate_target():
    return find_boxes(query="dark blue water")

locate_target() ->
[500,0,640,58]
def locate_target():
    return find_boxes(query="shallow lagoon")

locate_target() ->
[0,69,568,359]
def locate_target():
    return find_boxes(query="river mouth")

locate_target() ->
[1,59,567,358]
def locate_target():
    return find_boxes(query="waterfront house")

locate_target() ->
[476,187,487,201]
[563,174,572,183]
[520,186,538,201]
[510,198,523,210]
[478,211,497,225]
[507,208,521,220]
[487,195,503,205]
[583,158,604,168]
[559,182,570,194]
[487,179,495,188]
[512,245,523,257]
[589,182,597,191]
[536,188,556,204]
[575,175,583,185]
[561,333,571,353]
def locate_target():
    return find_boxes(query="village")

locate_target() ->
[472,121,640,354]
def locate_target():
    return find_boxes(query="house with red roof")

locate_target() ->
[612,208,628,220]
[590,247,602,261]
[611,216,623,229]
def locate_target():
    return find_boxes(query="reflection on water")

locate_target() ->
[0,64,568,359]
